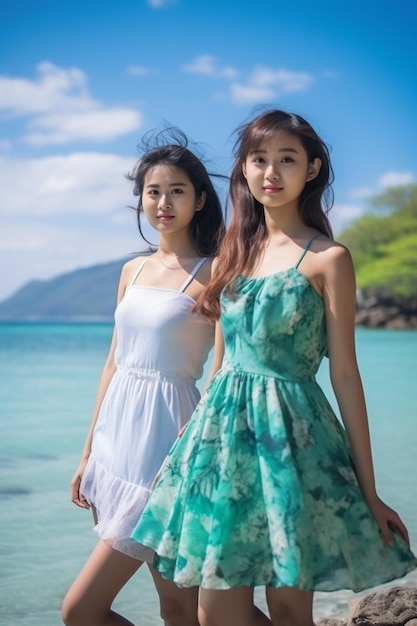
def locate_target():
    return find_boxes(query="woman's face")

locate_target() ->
[242,131,321,212]
[142,164,205,234]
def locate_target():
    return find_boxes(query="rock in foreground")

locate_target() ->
[317,586,417,626]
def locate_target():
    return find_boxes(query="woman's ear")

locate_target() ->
[307,158,322,181]
[242,162,247,179]
[195,191,206,212]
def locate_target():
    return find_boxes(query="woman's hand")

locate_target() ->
[367,495,410,547]
[70,459,91,510]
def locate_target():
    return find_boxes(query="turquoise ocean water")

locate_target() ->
[0,322,416,625]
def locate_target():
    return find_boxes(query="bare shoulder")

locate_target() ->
[300,235,354,297]
[196,256,215,285]
[308,237,356,307]
[119,255,148,286]
[310,235,353,271]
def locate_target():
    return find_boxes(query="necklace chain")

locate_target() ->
[154,252,200,270]
[157,256,183,270]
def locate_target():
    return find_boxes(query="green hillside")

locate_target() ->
[0,258,129,320]
[338,184,417,297]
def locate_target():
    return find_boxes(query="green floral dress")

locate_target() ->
[131,240,417,592]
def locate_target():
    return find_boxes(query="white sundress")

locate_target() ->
[80,257,214,559]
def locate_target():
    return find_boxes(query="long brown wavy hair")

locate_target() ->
[194,109,334,319]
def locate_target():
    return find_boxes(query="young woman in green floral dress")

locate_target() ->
[131,110,417,626]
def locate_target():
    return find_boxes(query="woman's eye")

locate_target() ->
[281,157,294,163]
[253,157,265,164]
[172,188,183,194]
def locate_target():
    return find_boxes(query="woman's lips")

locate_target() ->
[263,186,283,193]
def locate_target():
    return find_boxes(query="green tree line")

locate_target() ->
[338,183,417,298]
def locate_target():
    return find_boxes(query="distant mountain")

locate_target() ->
[0,258,130,321]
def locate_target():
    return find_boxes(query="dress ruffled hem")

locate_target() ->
[131,369,417,589]
[80,456,155,561]
[150,543,417,592]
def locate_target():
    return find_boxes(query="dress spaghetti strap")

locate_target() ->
[130,256,208,291]
[294,234,321,269]
[130,259,147,286]
[178,258,208,293]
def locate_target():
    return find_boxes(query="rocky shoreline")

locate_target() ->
[317,586,417,626]
[356,291,417,329]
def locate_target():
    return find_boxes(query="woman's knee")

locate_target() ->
[149,566,199,626]
[61,585,103,626]
[159,592,199,626]
[198,587,258,626]
[61,592,83,626]
[266,587,314,626]
[197,604,222,626]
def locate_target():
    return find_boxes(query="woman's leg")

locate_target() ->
[61,540,142,626]
[265,587,315,626]
[147,565,200,626]
[198,587,272,626]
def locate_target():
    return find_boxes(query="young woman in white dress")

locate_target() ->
[61,133,225,626]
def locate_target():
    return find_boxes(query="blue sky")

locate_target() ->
[0,0,416,301]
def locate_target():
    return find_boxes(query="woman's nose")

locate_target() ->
[158,194,171,210]
[266,163,279,179]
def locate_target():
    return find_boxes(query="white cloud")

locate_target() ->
[0,139,11,151]
[250,67,313,92]
[331,202,365,235]
[0,62,93,115]
[377,171,415,188]
[335,170,416,234]
[0,151,151,300]
[349,171,416,200]
[24,108,142,146]
[0,231,43,253]
[127,65,157,76]
[0,152,137,216]
[230,83,275,104]
[334,202,365,221]
[231,66,314,104]
[0,216,141,301]
[182,55,238,78]
[181,56,319,104]
[183,55,216,75]
[0,62,143,145]
[349,186,375,200]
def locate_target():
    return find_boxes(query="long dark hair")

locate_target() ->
[126,128,225,256]
[196,109,334,318]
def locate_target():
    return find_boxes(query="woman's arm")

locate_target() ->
[202,257,225,393]
[176,320,224,440]
[322,244,409,546]
[202,320,225,393]
[70,261,131,509]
